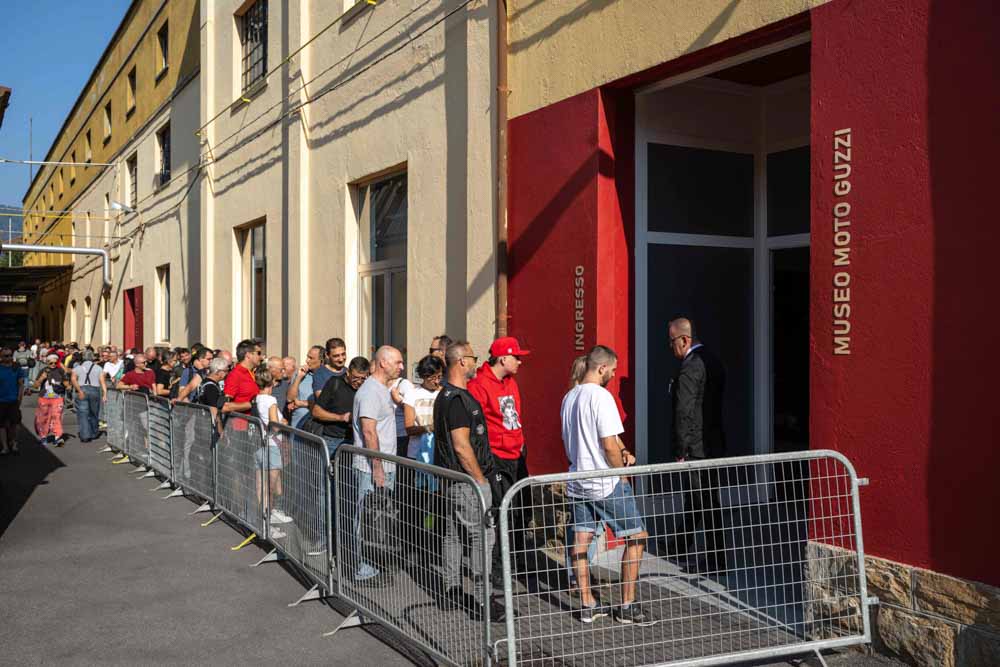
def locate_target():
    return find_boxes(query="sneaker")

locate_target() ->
[579,603,609,624]
[0,448,8,456]
[614,604,656,626]
[354,562,380,582]
[271,527,287,539]
[305,544,327,557]
[55,437,65,448]
[269,509,294,524]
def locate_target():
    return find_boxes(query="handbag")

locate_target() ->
[296,414,327,437]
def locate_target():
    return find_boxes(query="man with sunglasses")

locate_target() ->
[667,316,727,574]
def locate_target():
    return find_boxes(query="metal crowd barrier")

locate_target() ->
[333,445,495,666]
[103,389,125,452]
[263,423,334,602]
[123,390,151,467]
[216,413,268,538]
[147,396,173,479]
[497,450,872,667]
[169,401,217,505]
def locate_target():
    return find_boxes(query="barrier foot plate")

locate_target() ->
[813,650,830,667]
[287,584,323,607]
[140,470,157,479]
[188,501,212,516]
[156,481,172,490]
[251,548,285,568]
[323,610,369,637]
[132,465,148,474]
[111,456,130,464]
[97,445,113,453]
[163,488,185,499]
[201,512,223,527]
[231,533,257,551]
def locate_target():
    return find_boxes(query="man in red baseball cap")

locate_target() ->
[468,336,530,578]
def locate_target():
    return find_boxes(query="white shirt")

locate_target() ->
[255,393,283,447]
[103,359,124,380]
[561,383,624,500]
[403,385,439,458]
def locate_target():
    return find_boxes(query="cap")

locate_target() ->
[489,337,531,358]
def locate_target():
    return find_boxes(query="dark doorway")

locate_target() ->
[772,247,810,452]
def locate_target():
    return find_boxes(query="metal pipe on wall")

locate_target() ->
[495,0,509,338]
[0,242,112,295]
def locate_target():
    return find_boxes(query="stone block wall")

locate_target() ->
[808,542,1000,666]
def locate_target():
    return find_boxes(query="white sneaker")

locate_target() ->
[271,527,287,539]
[269,509,293,524]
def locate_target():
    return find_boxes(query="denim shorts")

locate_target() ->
[572,481,645,538]
[255,443,283,470]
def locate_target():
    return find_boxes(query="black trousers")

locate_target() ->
[491,448,529,574]
[677,464,726,562]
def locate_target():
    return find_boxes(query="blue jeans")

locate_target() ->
[75,386,102,441]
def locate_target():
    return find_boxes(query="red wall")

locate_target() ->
[811,0,1000,586]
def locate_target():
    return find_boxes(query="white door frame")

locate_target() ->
[634,35,810,465]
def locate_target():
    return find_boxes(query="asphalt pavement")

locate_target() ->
[0,395,900,667]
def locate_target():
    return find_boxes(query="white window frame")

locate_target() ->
[633,34,811,465]
[156,264,171,343]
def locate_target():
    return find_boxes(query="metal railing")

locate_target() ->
[94,396,872,667]
[147,396,173,479]
[123,390,150,467]
[333,445,496,667]
[216,413,268,537]
[265,422,334,596]
[169,401,217,504]
[496,450,871,666]
[103,388,125,453]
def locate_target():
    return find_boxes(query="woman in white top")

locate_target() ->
[253,366,293,531]
[402,355,445,460]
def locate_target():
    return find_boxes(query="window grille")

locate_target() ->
[240,1,268,93]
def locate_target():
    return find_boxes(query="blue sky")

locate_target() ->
[0,0,131,217]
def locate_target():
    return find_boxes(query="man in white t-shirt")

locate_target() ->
[561,345,653,626]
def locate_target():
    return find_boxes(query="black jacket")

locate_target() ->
[671,345,726,459]
[433,383,495,477]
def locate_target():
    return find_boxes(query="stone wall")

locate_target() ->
[807,542,1000,666]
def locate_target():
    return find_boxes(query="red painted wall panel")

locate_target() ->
[811,0,1000,586]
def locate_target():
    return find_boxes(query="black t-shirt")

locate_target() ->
[433,383,494,475]
[198,379,225,410]
[155,366,173,391]
[315,376,356,441]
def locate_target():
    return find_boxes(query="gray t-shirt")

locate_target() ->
[351,377,397,473]
[73,361,103,388]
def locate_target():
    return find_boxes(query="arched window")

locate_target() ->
[84,296,93,344]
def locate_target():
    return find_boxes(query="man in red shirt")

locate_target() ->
[116,353,156,394]
[223,339,261,414]
[468,336,530,577]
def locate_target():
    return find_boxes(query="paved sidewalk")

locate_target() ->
[0,397,423,666]
[0,396,898,666]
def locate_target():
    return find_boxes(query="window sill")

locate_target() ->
[232,79,267,110]
[155,65,169,83]
[340,0,373,27]
[155,175,171,191]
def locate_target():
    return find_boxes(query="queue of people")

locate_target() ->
[4,314,725,629]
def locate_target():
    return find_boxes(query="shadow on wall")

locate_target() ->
[927,0,1000,588]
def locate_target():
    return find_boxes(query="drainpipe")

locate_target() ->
[0,242,112,296]
[495,0,509,338]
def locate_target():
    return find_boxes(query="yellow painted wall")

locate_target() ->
[506,0,825,119]
[22,0,199,266]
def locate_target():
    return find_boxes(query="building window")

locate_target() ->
[103,101,112,141]
[156,264,170,342]
[84,297,93,344]
[58,169,64,198]
[127,66,137,114]
[357,171,407,357]
[156,123,171,185]
[239,0,268,93]
[156,22,169,76]
[237,223,266,340]
[69,152,77,184]
[126,153,138,209]
[85,130,92,164]
[69,300,78,342]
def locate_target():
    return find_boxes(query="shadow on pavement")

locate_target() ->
[0,419,66,538]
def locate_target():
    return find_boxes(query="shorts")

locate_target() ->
[0,402,20,427]
[572,481,646,538]
[255,443,283,470]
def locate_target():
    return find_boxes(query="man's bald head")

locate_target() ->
[668,317,694,338]
[372,345,404,383]
[668,316,697,360]
[267,356,283,379]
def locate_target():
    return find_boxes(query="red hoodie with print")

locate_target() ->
[467,362,525,460]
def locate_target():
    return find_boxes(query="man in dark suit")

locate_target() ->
[667,317,727,574]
